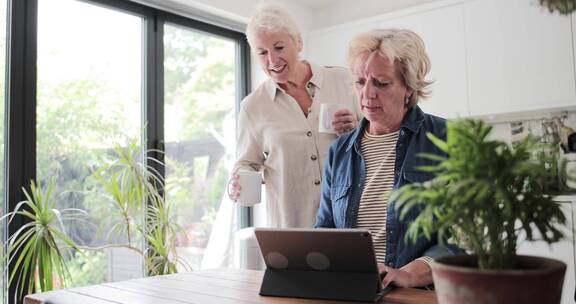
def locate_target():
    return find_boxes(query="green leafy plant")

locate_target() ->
[393,119,566,269]
[2,180,84,300]
[142,177,190,275]
[91,141,189,275]
[538,0,576,15]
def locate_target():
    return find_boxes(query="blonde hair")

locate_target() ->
[246,2,302,47]
[348,28,432,107]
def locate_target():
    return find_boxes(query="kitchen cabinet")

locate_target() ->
[305,21,379,68]
[304,0,576,119]
[517,195,576,304]
[464,0,576,116]
[379,4,469,119]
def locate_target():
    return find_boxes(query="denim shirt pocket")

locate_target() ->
[330,185,350,228]
[401,171,435,187]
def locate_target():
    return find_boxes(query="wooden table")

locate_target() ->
[24,268,437,304]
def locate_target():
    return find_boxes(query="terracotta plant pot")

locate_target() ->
[432,255,566,304]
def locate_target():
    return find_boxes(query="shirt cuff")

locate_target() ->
[416,256,434,267]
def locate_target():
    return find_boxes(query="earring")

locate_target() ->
[404,96,410,106]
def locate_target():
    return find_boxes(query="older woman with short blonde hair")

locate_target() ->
[315,28,462,288]
[347,28,433,108]
[229,3,361,228]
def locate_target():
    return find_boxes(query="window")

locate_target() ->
[37,0,144,286]
[163,24,238,269]
[5,0,248,301]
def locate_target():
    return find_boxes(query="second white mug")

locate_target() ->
[318,103,350,133]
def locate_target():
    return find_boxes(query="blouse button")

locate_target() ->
[311,155,317,161]
[307,131,312,137]
[314,179,321,185]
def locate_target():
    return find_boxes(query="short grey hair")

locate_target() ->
[348,28,432,107]
[245,2,302,47]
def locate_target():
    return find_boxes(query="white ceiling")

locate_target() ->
[289,0,439,11]
[288,0,341,9]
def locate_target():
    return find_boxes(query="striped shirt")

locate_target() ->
[358,129,399,264]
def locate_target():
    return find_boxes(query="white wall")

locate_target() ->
[310,0,443,29]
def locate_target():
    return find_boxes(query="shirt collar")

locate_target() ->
[263,60,324,100]
[402,106,425,133]
[307,61,324,89]
[264,78,280,100]
[345,106,425,151]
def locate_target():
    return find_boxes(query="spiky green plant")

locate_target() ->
[393,119,566,269]
[94,141,188,275]
[146,192,192,274]
[2,180,84,301]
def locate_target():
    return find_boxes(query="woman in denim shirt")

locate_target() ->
[315,29,461,289]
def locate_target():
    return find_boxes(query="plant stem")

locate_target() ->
[122,210,132,246]
[77,244,143,256]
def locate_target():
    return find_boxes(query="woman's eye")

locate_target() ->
[354,79,366,87]
[257,50,267,56]
[274,46,285,51]
[373,79,390,88]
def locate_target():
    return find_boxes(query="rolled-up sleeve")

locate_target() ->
[233,105,264,173]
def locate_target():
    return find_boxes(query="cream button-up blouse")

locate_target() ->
[234,61,361,228]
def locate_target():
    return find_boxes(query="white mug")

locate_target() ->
[319,103,351,134]
[233,171,262,206]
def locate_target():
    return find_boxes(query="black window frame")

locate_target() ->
[5,0,250,303]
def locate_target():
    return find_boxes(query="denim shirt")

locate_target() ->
[314,106,462,268]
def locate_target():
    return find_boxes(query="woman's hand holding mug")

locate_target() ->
[228,170,263,206]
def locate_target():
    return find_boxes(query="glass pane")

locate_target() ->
[163,24,237,270]
[0,0,6,301]
[37,0,143,288]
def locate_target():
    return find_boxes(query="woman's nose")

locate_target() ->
[363,82,377,99]
[268,52,278,65]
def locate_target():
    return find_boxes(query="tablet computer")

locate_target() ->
[254,228,387,302]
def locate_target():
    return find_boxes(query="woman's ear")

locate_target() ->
[404,90,413,105]
[296,34,303,52]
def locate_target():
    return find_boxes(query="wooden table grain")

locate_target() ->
[24,268,437,304]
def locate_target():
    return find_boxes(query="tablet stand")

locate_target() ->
[259,268,384,302]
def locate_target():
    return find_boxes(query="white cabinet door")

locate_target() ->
[378,4,469,119]
[305,21,379,68]
[464,0,575,116]
[517,199,575,304]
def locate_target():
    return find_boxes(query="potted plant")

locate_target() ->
[393,119,568,304]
